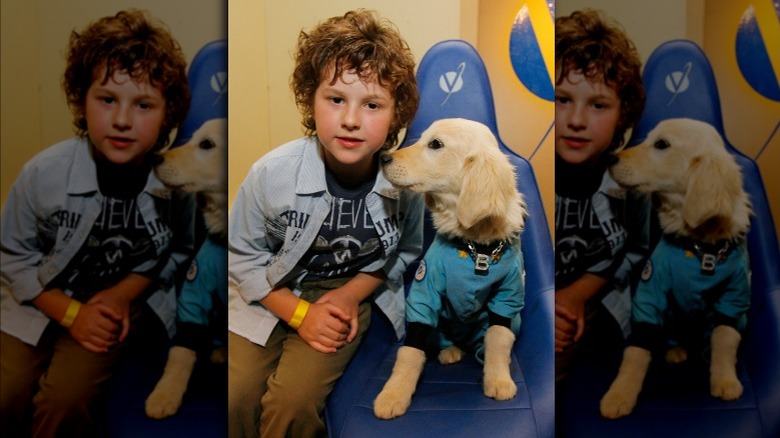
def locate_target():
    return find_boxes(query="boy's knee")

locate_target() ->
[33,381,95,417]
[262,378,324,419]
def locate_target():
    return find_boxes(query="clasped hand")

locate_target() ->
[68,289,132,354]
[296,287,361,354]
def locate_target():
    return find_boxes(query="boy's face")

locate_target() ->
[555,70,621,166]
[313,68,394,183]
[85,67,166,166]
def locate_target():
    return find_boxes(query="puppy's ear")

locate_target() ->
[683,150,743,230]
[457,153,515,230]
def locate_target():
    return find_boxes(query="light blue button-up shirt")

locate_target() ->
[228,137,424,346]
[1,137,195,346]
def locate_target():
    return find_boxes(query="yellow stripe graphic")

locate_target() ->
[753,1,780,83]
[526,0,555,86]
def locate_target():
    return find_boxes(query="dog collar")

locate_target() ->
[663,234,742,275]
[452,237,509,276]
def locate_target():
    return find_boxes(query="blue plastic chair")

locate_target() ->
[325,40,555,438]
[103,39,228,437]
[558,40,780,438]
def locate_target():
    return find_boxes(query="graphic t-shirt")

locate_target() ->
[555,156,626,288]
[48,159,155,298]
[300,168,382,281]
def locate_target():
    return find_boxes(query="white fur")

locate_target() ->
[382,118,526,245]
[154,118,227,237]
[374,119,526,419]
[145,118,227,419]
[602,118,751,419]
[609,118,751,243]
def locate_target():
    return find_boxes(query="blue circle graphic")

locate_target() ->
[509,1,555,102]
[735,4,780,102]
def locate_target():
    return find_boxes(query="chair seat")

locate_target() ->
[560,347,764,438]
[327,309,542,438]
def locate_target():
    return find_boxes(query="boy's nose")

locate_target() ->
[113,108,131,130]
[342,107,360,130]
[568,108,586,130]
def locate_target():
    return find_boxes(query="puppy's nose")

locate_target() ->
[379,153,393,165]
[604,153,619,166]
[149,153,164,166]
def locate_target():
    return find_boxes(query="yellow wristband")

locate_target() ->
[288,299,310,330]
[61,299,81,328]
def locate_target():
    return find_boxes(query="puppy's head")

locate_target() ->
[154,118,227,195]
[382,118,526,243]
[609,118,751,239]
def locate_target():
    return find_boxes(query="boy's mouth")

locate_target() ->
[108,136,135,149]
[336,136,364,149]
[560,136,590,149]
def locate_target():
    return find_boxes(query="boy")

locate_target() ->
[554,9,651,380]
[227,10,423,437]
[0,9,193,436]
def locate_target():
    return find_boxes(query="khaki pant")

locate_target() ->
[0,304,148,437]
[228,279,372,438]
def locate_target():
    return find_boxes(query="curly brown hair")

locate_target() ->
[291,10,418,149]
[556,9,645,149]
[62,9,190,150]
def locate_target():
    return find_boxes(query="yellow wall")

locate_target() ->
[0,0,226,208]
[229,0,478,210]
[478,0,555,237]
[229,0,555,236]
[558,0,779,241]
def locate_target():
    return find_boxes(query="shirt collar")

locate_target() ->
[67,137,168,198]
[295,137,399,200]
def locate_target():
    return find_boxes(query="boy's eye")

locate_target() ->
[366,102,380,110]
[101,97,116,104]
[555,96,570,104]
[330,97,344,104]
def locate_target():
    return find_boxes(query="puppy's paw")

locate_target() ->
[145,387,184,419]
[711,376,743,400]
[600,388,638,419]
[438,346,463,365]
[373,388,412,419]
[483,376,516,400]
[665,347,688,364]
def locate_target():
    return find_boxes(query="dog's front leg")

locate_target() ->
[145,346,197,419]
[600,346,651,419]
[710,325,743,400]
[483,325,517,400]
[373,346,426,419]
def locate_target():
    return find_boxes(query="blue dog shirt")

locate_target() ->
[630,235,750,352]
[405,234,525,356]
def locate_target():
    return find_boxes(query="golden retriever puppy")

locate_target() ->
[601,118,752,419]
[373,118,527,419]
[145,118,227,419]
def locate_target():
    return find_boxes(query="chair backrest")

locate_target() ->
[173,39,228,146]
[401,40,554,297]
[632,39,779,308]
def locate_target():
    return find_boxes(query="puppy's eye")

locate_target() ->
[654,139,670,150]
[428,139,443,150]
[199,139,216,150]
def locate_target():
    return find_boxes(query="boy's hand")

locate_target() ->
[68,301,122,353]
[555,287,586,352]
[88,288,133,343]
[316,288,362,343]
[296,302,351,354]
